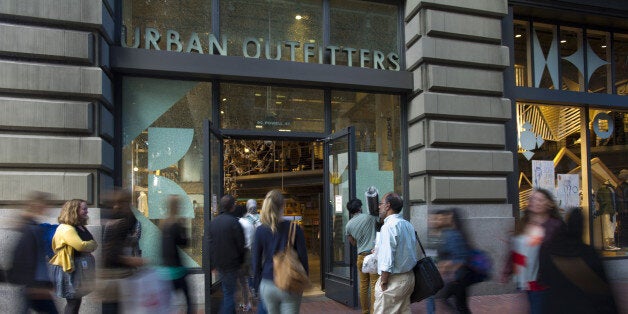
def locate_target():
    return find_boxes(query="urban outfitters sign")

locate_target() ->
[122,27,400,71]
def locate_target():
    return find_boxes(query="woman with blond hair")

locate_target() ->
[252,190,308,314]
[49,199,98,314]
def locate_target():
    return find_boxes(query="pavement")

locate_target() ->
[196,280,628,314]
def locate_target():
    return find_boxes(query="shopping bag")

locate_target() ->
[361,254,378,274]
[410,232,444,303]
[119,267,172,314]
[52,252,96,299]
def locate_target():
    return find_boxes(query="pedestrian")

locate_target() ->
[236,204,254,311]
[252,189,308,314]
[501,188,564,314]
[100,189,145,313]
[424,211,444,314]
[49,199,98,314]
[7,191,58,314]
[373,192,418,314]
[539,207,618,313]
[160,195,193,314]
[345,198,379,314]
[209,195,246,314]
[435,208,473,314]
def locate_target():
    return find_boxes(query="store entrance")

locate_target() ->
[222,138,325,295]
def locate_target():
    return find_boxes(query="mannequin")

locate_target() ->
[596,180,619,251]
[137,191,148,217]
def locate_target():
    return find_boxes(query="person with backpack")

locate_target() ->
[252,190,308,314]
[8,191,58,314]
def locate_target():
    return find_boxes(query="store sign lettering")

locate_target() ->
[122,27,400,71]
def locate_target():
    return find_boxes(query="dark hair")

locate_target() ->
[235,204,247,218]
[346,198,363,215]
[220,195,235,213]
[384,193,403,213]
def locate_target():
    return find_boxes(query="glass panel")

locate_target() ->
[587,30,611,94]
[121,0,212,51]
[327,133,351,277]
[208,128,221,284]
[122,77,212,267]
[516,103,586,217]
[330,0,400,70]
[514,20,530,87]
[220,0,322,62]
[588,108,628,257]
[614,33,628,95]
[331,91,402,198]
[532,23,558,89]
[560,27,584,92]
[220,83,324,132]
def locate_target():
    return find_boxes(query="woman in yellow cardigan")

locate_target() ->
[49,199,98,314]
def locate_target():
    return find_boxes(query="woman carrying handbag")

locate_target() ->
[49,199,98,314]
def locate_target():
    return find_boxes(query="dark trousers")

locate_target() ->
[25,298,58,314]
[64,298,81,314]
[172,275,194,314]
[443,267,474,314]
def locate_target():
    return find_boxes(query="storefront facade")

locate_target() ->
[0,0,626,312]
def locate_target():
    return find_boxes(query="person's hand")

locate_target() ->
[380,281,388,291]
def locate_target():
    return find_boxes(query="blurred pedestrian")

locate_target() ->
[209,195,246,314]
[160,195,193,314]
[345,198,379,314]
[100,189,145,313]
[424,211,444,314]
[252,189,309,314]
[501,188,564,314]
[435,208,473,314]
[49,199,98,314]
[373,192,418,314]
[236,204,254,311]
[8,191,58,314]
[539,207,618,313]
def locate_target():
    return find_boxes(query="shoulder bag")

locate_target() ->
[273,221,310,294]
[410,232,444,303]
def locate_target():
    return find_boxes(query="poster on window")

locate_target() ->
[556,174,580,210]
[532,160,555,191]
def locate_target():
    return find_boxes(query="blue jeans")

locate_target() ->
[221,269,239,314]
[527,290,548,314]
[426,296,435,314]
[259,279,302,314]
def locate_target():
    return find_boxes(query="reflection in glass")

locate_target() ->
[614,33,628,95]
[332,91,401,195]
[220,83,324,132]
[514,21,530,87]
[122,77,211,267]
[327,133,350,277]
[560,27,584,92]
[587,30,610,94]
[220,0,322,62]
[121,0,212,51]
[330,0,399,69]
[589,108,628,256]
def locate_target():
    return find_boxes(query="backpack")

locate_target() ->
[40,223,59,260]
[467,249,492,283]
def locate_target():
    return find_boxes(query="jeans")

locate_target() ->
[259,279,302,314]
[64,298,81,314]
[426,296,435,314]
[442,266,474,314]
[527,290,548,314]
[172,275,193,314]
[356,253,379,314]
[221,269,239,314]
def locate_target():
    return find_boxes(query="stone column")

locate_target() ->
[0,0,114,312]
[404,0,515,294]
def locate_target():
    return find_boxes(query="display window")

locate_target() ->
[517,102,628,257]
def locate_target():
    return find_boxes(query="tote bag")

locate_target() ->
[273,221,310,294]
[53,252,96,299]
[410,233,444,303]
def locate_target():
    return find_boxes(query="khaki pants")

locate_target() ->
[357,253,379,314]
[373,271,414,314]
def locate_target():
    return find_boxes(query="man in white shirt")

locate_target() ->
[374,192,418,314]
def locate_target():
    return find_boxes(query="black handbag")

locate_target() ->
[410,232,444,303]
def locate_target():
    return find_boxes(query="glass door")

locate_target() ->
[203,120,224,311]
[323,126,358,307]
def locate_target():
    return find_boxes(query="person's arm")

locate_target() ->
[233,220,246,264]
[61,225,98,252]
[380,271,391,291]
[347,235,357,246]
[295,225,309,274]
[252,228,263,290]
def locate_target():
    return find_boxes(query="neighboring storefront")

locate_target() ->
[0,0,627,313]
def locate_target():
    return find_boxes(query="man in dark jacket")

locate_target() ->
[209,195,246,314]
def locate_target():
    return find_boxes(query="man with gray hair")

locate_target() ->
[244,199,261,228]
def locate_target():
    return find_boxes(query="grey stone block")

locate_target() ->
[406,37,509,71]
[0,97,92,132]
[406,0,508,21]
[0,61,111,104]
[408,92,511,122]
[409,175,426,203]
[0,23,92,62]
[407,119,424,149]
[409,148,512,174]
[0,171,93,203]
[0,0,105,27]
[429,120,505,148]
[430,176,508,201]
[0,135,113,169]
[425,9,502,43]
[100,105,114,140]
[404,12,422,47]
[426,64,504,95]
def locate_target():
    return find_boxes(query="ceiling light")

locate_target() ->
[295,14,302,20]
[560,40,567,43]
[601,45,607,48]
[222,98,227,101]
[515,34,522,38]
[254,93,262,97]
